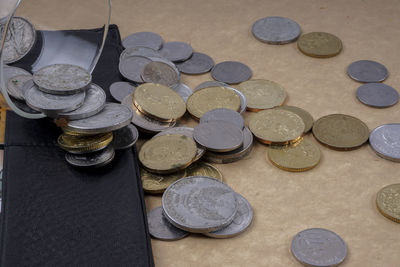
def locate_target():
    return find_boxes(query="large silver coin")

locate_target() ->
[356,83,399,108]
[3,65,31,84]
[119,56,152,83]
[58,84,106,120]
[147,206,189,241]
[211,61,252,84]
[159,41,193,62]
[33,64,92,95]
[175,52,214,74]
[122,32,163,50]
[194,81,229,91]
[171,83,192,102]
[65,146,115,168]
[291,228,347,267]
[200,108,244,129]
[162,176,238,233]
[65,103,133,134]
[347,60,389,83]
[252,16,301,44]
[6,74,32,100]
[109,81,136,103]
[111,124,139,150]
[369,124,400,162]
[120,46,160,62]
[141,61,179,87]
[0,17,36,64]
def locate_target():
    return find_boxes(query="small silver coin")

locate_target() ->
[111,124,139,150]
[6,74,32,100]
[200,108,244,129]
[120,46,160,62]
[122,32,163,50]
[252,16,301,44]
[204,193,253,238]
[3,65,31,84]
[369,124,400,162]
[211,61,252,84]
[141,61,179,87]
[171,83,192,102]
[109,81,136,102]
[147,206,189,241]
[291,228,347,267]
[159,41,193,62]
[194,81,229,91]
[175,52,214,74]
[65,103,133,134]
[58,84,106,120]
[162,176,238,233]
[119,56,152,83]
[65,146,115,168]
[347,60,389,83]
[194,120,244,152]
[356,83,399,108]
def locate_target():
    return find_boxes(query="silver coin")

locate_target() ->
[65,146,115,168]
[6,74,32,100]
[146,56,181,80]
[147,206,189,241]
[200,108,244,129]
[175,52,214,74]
[109,81,136,102]
[171,83,192,102]
[347,60,389,83]
[276,105,314,133]
[162,176,238,233]
[356,83,399,108]
[194,81,229,91]
[159,41,193,62]
[252,16,301,44]
[204,193,253,238]
[211,61,252,84]
[65,103,133,134]
[21,79,35,98]
[1,17,36,64]
[194,120,244,152]
[111,124,139,150]
[119,56,152,83]
[58,84,106,120]
[369,124,400,162]
[33,64,92,95]
[291,228,347,267]
[3,65,31,84]
[122,32,163,50]
[141,61,179,87]
[120,46,160,62]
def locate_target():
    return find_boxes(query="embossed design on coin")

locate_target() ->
[276,106,314,133]
[376,183,400,223]
[65,146,115,167]
[141,61,179,87]
[297,32,342,58]
[6,74,32,100]
[369,124,400,162]
[171,83,192,102]
[200,108,244,129]
[141,168,187,194]
[147,206,189,240]
[119,55,152,83]
[111,124,139,150]
[252,16,301,44]
[356,83,398,108]
[110,81,136,103]
[159,41,193,62]
[58,132,113,154]
[211,61,252,84]
[175,52,214,74]
[347,60,388,83]
[185,162,223,181]
[122,32,163,50]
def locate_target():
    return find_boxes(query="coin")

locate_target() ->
[111,124,139,150]
[120,46,160,61]
[133,83,186,121]
[249,109,304,145]
[141,168,187,194]
[276,105,314,133]
[204,193,253,238]
[147,206,189,240]
[252,16,301,44]
[297,32,343,58]
[20,78,35,97]
[58,132,113,154]
[171,83,192,102]
[139,134,197,174]
[159,41,193,62]
[162,176,238,233]
[194,81,228,91]
[6,74,32,100]
[33,64,92,95]
[369,124,400,162]
[122,32,163,50]
[291,228,347,267]
[119,56,152,83]
[211,61,252,84]
[141,61,179,87]
[347,60,388,83]
[237,79,286,111]
[186,86,241,119]
[194,121,244,152]
[200,108,244,129]
[65,146,115,168]
[3,65,31,84]
[312,114,369,150]
[185,162,223,181]
[175,52,214,74]
[146,57,180,79]
[356,83,398,108]
[109,81,136,103]
[376,183,400,223]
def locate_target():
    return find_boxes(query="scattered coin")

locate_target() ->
[109,81,136,103]
[356,83,398,108]
[120,46,161,61]
[211,61,252,84]
[111,124,139,150]
[297,32,343,58]
[3,65,31,85]
[147,206,189,240]
[369,124,400,162]
[171,83,192,102]
[147,57,181,79]
[276,105,314,133]
[159,41,193,62]
[376,183,400,223]
[141,168,187,194]
[185,162,223,181]
[200,108,244,129]
[194,81,229,91]
[347,60,388,83]
[122,32,163,50]
[119,55,152,83]
[141,61,179,87]
[65,146,115,168]
[175,52,214,74]
[6,74,32,100]
[251,16,301,44]
[58,132,113,154]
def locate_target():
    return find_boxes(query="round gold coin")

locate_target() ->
[275,105,314,133]
[58,132,113,154]
[186,86,241,119]
[133,83,186,121]
[185,162,223,181]
[312,114,369,150]
[237,79,286,111]
[297,32,343,58]
[139,134,197,174]
[249,109,305,145]
[141,167,186,194]
[376,183,400,223]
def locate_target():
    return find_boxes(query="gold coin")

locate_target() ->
[276,105,314,133]
[237,79,286,111]
[297,32,343,58]
[186,86,241,119]
[267,138,321,172]
[141,168,186,194]
[139,134,197,174]
[58,132,113,153]
[133,83,186,121]
[249,109,305,145]
[376,184,400,223]
[312,114,369,150]
[185,162,223,181]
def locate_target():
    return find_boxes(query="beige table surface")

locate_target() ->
[13,0,400,266]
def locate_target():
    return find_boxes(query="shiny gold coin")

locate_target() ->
[58,132,113,154]
[312,114,369,150]
[376,184,400,223]
[249,109,305,145]
[185,162,223,181]
[297,32,343,58]
[133,83,186,121]
[139,134,197,174]
[141,168,186,194]
[186,86,241,119]
[276,105,314,133]
[237,79,286,111]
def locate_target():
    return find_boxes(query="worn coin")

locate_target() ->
[376,183,400,223]
[120,46,160,61]
[3,65,31,85]
[297,32,343,58]
[200,108,244,129]
[141,61,179,87]
[122,32,163,50]
[146,57,181,79]
[65,146,115,168]
[276,105,314,133]
[6,74,32,100]
[147,206,189,240]
[171,83,192,102]
[252,16,301,44]
[111,124,139,150]
[175,52,214,74]
[347,60,388,83]
[312,114,369,150]
[291,228,347,267]
[185,162,223,181]
[58,132,113,154]
[369,124,400,162]
[159,41,193,62]
[211,61,252,84]
[109,81,136,103]
[162,176,238,233]
[356,83,398,108]
[119,55,152,83]
[194,81,229,91]
[141,168,187,194]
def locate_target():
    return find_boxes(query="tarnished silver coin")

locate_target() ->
[175,52,214,74]
[120,46,160,61]
[211,61,252,84]
[111,124,139,150]
[122,32,163,50]
[252,16,301,44]
[171,83,192,102]
[369,124,400,162]
[200,108,244,129]
[356,83,399,108]
[162,176,238,233]
[159,41,193,62]
[3,65,31,84]
[65,103,133,134]
[58,84,106,120]
[141,61,179,87]
[65,146,115,168]
[194,120,244,152]
[194,81,229,91]
[291,228,347,267]
[6,74,32,100]
[119,56,152,83]
[110,81,136,103]
[147,206,189,241]
[347,60,389,83]
[147,56,181,79]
